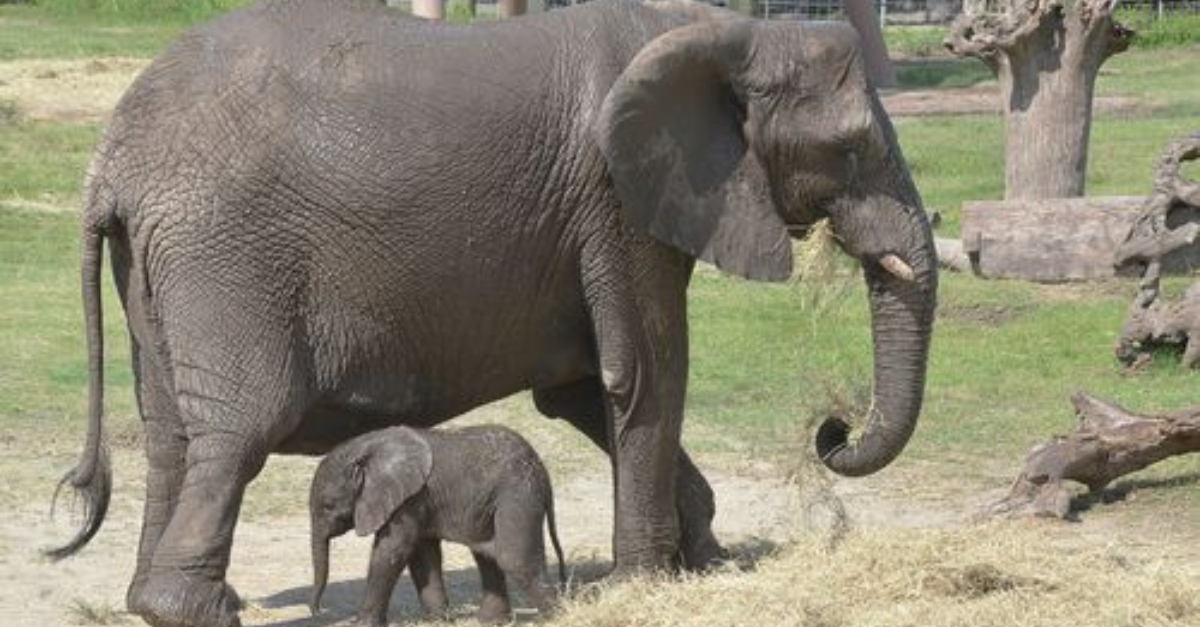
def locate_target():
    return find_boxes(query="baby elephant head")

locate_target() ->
[308,427,433,614]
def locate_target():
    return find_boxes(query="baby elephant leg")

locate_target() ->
[493,502,556,615]
[472,551,512,624]
[359,523,418,627]
[407,539,449,617]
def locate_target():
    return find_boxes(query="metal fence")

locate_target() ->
[538,0,1200,24]
[743,0,1200,24]
[435,0,1200,25]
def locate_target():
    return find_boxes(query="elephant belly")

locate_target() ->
[275,304,597,455]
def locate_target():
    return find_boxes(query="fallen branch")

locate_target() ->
[1115,264,1200,369]
[985,393,1200,520]
[1115,131,1200,268]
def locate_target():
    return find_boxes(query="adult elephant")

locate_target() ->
[50,1,937,625]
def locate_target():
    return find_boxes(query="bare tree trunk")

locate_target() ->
[986,393,1200,520]
[947,0,1133,200]
[498,0,527,18]
[412,0,444,20]
[843,0,897,88]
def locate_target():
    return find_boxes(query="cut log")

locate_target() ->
[961,196,1200,282]
[935,237,971,273]
[985,393,1200,520]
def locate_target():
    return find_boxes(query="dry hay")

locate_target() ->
[0,57,145,123]
[552,524,1200,627]
[882,87,1156,118]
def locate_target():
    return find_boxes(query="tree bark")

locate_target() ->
[411,0,445,20]
[498,0,527,18]
[1113,133,1200,369]
[1114,131,1200,269]
[1115,269,1200,369]
[843,0,897,88]
[985,393,1200,520]
[946,0,1133,200]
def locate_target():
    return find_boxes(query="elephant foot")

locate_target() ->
[130,569,243,627]
[679,531,730,572]
[476,596,512,625]
[353,615,387,627]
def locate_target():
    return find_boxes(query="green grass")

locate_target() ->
[894,58,993,89]
[0,5,184,60]
[0,118,101,207]
[884,25,950,58]
[891,44,1200,235]
[0,206,137,441]
[1118,9,1200,49]
[688,267,1197,473]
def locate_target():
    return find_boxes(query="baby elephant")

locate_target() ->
[309,425,565,626]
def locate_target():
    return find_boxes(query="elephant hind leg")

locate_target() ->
[472,551,512,624]
[491,498,554,612]
[131,330,309,627]
[126,345,188,613]
[533,379,728,571]
[408,539,449,617]
[130,428,265,627]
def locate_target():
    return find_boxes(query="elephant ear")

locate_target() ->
[353,427,433,537]
[596,20,792,282]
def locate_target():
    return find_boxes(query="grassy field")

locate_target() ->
[0,6,1198,627]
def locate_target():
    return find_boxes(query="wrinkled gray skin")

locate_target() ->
[49,1,937,626]
[309,425,565,626]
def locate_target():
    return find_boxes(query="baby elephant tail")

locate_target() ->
[546,490,566,586]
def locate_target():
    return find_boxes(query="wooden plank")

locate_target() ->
[960,196,1200,282]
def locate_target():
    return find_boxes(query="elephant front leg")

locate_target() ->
[359,522,418,627]
[534,379,727,571]
[582,240,690,573]
[129,432,265,627]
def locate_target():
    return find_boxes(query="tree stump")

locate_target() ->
[985,393,1200,520]
[945,0,1133,200]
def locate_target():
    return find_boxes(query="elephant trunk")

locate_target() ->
[310,530,331,615]
[816,265,934,476]
[817,119,938,476]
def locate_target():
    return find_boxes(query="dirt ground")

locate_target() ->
[2,57,1196,626]
[0,400,946,627]
[5,398,1200,627]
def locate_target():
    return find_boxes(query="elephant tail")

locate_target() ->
[546,489,566,587]
[45,193,113,561]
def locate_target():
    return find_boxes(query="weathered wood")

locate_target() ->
[985,393,1200,520]
[1114,132,1200,369]
[960,196,1199,282]
[935,237,971,273]
[1115,131,1200,269]
[1116,263,1200,369]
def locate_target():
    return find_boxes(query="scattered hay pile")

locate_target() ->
[0,58,145,123]
[554,524,1199,627]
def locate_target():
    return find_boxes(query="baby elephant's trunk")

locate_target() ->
[310,532,331,615]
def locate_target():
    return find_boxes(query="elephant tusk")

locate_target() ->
[879,254,916,282]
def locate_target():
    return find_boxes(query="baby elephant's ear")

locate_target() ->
[354,427,433,536]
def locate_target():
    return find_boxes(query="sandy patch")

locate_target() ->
[0,57,147,123]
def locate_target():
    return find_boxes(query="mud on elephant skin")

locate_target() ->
[308,425,564,626]
[48,1,937,626]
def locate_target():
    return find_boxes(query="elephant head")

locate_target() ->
[597,15,937,476]
[308,427,433,614]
